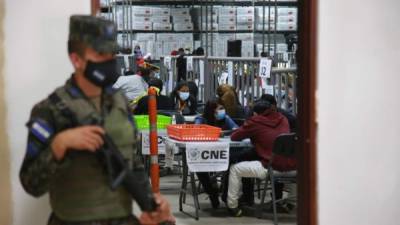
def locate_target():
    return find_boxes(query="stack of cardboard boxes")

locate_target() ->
[255,7,298,31]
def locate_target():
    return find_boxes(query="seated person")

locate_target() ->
[113,66,152,107]
[134,78,174,115]
[170,81,197,115]
[260,94,297,132]
[216,84,244,119]
[194,99,238,209]
[226,100,296,216]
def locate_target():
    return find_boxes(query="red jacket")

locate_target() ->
[231,110,296,171]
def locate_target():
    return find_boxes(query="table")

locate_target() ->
[164,137,253,220]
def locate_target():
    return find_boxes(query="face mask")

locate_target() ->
[84,58,120,88]
[178,91,190,101]
[215,109,226,120]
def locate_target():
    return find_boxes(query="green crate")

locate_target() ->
[133,115,172,130]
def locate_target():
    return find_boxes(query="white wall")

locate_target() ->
[4,1,90,225]
[317,0,400,224]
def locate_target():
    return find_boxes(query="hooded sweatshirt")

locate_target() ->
[231,109,296,171]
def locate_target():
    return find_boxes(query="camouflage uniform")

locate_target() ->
[19,16,142,225]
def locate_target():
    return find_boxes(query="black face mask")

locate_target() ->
[83,59,120,88]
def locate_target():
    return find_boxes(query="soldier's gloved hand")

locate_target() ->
[51,125,105,160]
[139,193,176,225]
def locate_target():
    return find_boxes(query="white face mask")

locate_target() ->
[178,91,190,101]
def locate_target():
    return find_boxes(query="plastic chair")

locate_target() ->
[258,133,297,224]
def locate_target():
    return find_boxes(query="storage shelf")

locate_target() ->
[102,0,297,7]
[118,30,296,34]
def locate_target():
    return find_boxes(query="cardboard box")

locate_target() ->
[277,15,297,23]
[219,15,236,24]
[236,7,254,15]
[173,16,192,23]
[241,41,254,57]
[132,22,152,30]
[235,33,254,41]
[237,15,255,24]
[151,16,170,23]
[132,6,152,17]
[132,16,152,23]
[171,8,190,16]
[150,7,170,16]
[174,23,194,31]
[218,7,236,16]
[153,23,172,31]
[134,33,156,41]
[237,24,254,31]
[219,23,236,31]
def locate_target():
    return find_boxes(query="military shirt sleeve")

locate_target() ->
[19,100,67,197]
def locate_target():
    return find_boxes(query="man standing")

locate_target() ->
[19,15,173,225]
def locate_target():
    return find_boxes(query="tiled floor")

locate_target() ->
[155,174,297,225]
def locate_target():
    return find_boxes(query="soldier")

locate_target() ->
[19,15,175,225]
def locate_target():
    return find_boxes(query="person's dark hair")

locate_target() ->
[260,94,277,106]
[253,100,272,114]
[148,78,163,92]
[170,81,197,115]
[138,67,151,77]
[260,52,268,57]
[195,47,205,56]
[202,99,223,125]
[68,40,86,56]
[187,81,199,99]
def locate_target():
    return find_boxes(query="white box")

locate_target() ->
[150,7,170,16]
[256,7,275,17]
[174,23,194,31]
[132,16,152,23]
[241,41,254,57]
[171,8,190,16]
[218,7,236,16]
[153,23,172,31]
[218,24,236,31]
[235,33,254,41]
[117,33,132,48]
[151,16,170,23]
[256,24,275,31]
[237,15,255,24]
[132,22,152,30]
[277,15,297,23]
[173,16,192,23]
[277,7,297,16]
[134,33,156,41]
[276,22,297,30]
[132,7,152,17]
[219,15,236,24]
[175,33,194,42]
[157,33,176,42]
[237,7,254,15]
[237,24,254,31]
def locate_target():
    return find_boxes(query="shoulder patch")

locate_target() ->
[28,119,54,143]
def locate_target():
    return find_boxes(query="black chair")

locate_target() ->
[258,133,297,224]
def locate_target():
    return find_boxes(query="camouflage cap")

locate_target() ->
[69,15,117,54]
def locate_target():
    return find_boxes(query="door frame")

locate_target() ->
[90,1,318,224]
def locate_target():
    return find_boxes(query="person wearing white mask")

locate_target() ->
[170,81,197,115]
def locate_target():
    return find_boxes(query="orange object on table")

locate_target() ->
[166,124,221,141]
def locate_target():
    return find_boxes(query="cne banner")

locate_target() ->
[186,142,230,172]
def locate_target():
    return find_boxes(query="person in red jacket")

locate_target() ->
[226,100,296,216]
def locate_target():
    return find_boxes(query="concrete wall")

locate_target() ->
[3,1,90,224]
[317,0,400,224]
